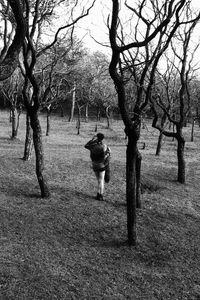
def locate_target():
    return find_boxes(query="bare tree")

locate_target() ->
[152,15,200,183]
[186,78,200,139]
[19,0,95,198]
[108,0,199,245]
[1,70,23,138]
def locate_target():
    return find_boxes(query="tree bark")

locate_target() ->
[126,134,137,246]
[191,119,194,142]
[11,107,17,139]
[177,133,185,184]
[196,107,200,127]
[156,113,167,155]
[15,105,22,137]
[172,123,175,141]
[76,106,81,135]
[59,103,64,117]
[29,109,50,197]
[136,150,142,209]
[46,108,51,136]
[105,106,111,129]
[97,107,101,121]
[23,111,33,161]
[85,103,89,123]
[0,0,26,80]
[156,132,164,156]
[69,81,76,122]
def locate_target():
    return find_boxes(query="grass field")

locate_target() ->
[0,110,200,300]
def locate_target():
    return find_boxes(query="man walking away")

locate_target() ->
[85,133,111,201]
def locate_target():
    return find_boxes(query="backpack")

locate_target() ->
[90,143,105,162]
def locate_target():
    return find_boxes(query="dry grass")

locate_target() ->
[0,110,200,299]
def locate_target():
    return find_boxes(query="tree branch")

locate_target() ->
[36,0,96,57]
[0,0,26,80]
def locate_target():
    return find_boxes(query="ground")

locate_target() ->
[0,110,199,299]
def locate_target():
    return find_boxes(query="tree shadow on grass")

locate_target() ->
[96,239,129,248]
[0,137,12,141]
[71,189,95,200]
[104,199,126,208]
[0,181,42,199]
[0,137,23,144]
[51,186,95,201]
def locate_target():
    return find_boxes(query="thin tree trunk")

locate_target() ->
[156,132,164,156]
[105,106,111,129]
[172,124,175,141]
[46,109,50,136]
[29,109,50,198]
[196,107,200,127]
[85,103,89,123]
[136,150,142,209]
[69,81,76,122]
[60,104,64,117]
[177,135,185,184]
[23,111,33,161]
[97,107,101,121]
[95,107,101,132]
[11,107,17,139]
[126,135,137,246]
[191,119,194,142]
[76,107,81,135]
[155,113,166,155]
[15,106,22,137]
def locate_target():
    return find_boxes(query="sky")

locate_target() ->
[75,0,200,56]
[75,0,111,54]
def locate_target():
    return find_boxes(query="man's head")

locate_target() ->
[97,133,104,141]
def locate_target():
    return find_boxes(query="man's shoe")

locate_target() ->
[96,193,100,200]
[99,194,104,201]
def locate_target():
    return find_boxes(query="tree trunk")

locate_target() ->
[156,132,164,156]
[11,107,17,139]
[156,114,167,155]
[95,108,101,132]
[15,112,21,136]
[76,107,81,135]
[136,150,142,209]
[196,107,200,127]
[58,103,64,117]
[23,111,33,161]
[172,123,175,141]
[177,134,185,184]
[97,107,101,121]
[15,106,22,137]
[126,134,137,246]
[85,103,89,123]
[69,81,76,122]
[29,109,50,198]
[105,106,111,129]
[9,110,12,122]
[0,0,26,81]
[191,119,194,142]
[46,109,50,136]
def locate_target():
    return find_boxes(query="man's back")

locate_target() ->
[90,142,105,162]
